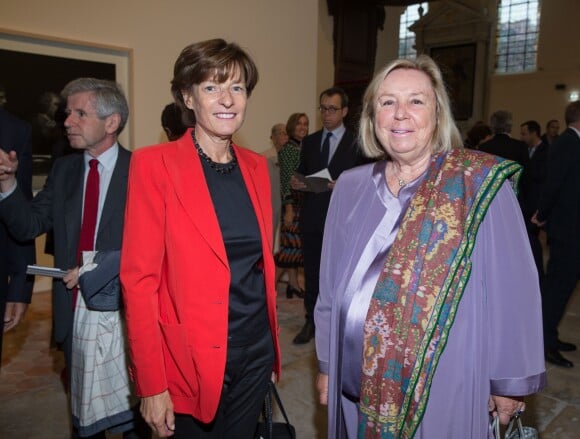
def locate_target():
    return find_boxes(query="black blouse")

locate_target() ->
[200,157,270,347]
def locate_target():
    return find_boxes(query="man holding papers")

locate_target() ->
[290,87,362,344]
[0,78,147,438]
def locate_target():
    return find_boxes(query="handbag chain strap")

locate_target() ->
[264,384,273,438]
[263,381,294,438]
[492,415,529,438]
[268,381,292,426]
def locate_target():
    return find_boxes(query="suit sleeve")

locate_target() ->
[6,238,35,303]
[0,167,55,241]
[16,121,33,200]
[483,183,546,395]
[5,120,35,303]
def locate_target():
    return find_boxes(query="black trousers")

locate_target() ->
[542,237,580,349]
[173,330,275,438]
[301,230,324,326]
[526,222,545,285]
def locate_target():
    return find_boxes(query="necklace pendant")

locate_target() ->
[398,177,406,188]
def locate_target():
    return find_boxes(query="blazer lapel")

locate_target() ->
[236,147,271,250]
[97,146,130,245]
[312,131,324,168]
[165,134,229,268]
[328,130,353,168]
[64,154,84,260]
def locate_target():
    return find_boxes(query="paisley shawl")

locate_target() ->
[358,149,522,438]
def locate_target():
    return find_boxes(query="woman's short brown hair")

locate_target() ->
[286,113,308,139]
[359,55,462,159]
[171,39,259,127]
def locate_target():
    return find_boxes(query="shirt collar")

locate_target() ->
[323,123,346,140]
[84,143,119,171]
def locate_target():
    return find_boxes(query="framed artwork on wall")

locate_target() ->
[0,28,132,183]
[430,43,476,121]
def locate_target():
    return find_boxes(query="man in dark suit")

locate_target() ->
[0,79,146,438]
[533,101,580,368]
[0,107,35,362]
[519,120,549,281]
[291,87,361,344]
[478,110,529,167]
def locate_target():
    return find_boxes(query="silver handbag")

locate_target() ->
[492,416,539,439]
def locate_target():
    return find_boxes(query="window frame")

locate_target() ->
[398,2,429,59]
[495,0,541,74]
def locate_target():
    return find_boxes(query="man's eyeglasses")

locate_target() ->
[318,105,342,114]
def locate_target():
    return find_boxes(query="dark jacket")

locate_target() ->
[520,140,549,218]
[478,133,529,167]
[0,108,35,359]
[537,127,580,243]
[297,128,362,233]
[0,146,131,344]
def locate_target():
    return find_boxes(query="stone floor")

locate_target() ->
[1,282,579,438]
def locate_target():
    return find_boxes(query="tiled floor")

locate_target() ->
[1,282,579,438]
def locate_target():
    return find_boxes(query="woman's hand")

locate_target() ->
[141,390,175,437]
[489,394,525,425]
[316,373,329,405]
[283,205,294,227]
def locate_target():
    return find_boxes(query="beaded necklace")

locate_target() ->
[192,130,238,175]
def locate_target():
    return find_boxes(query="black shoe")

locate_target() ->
[557,340,577,352]
[545,349,574,368]
[293,322,315,344]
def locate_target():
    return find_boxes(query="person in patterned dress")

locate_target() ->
[275,112,309,298]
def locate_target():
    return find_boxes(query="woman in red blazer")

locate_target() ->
[120,39,281,438]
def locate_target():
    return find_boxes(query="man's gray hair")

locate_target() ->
[271,123,285,136]
[61,78,129,135]
[490,110,512,134]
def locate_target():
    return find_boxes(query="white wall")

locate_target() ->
[1,0,320,151]
[315,0,335,132]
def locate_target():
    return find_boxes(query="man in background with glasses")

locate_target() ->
[291,87,362,344]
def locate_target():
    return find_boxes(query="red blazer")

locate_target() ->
[120,130,281,422]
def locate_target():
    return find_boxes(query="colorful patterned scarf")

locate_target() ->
[358,149,521,438]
